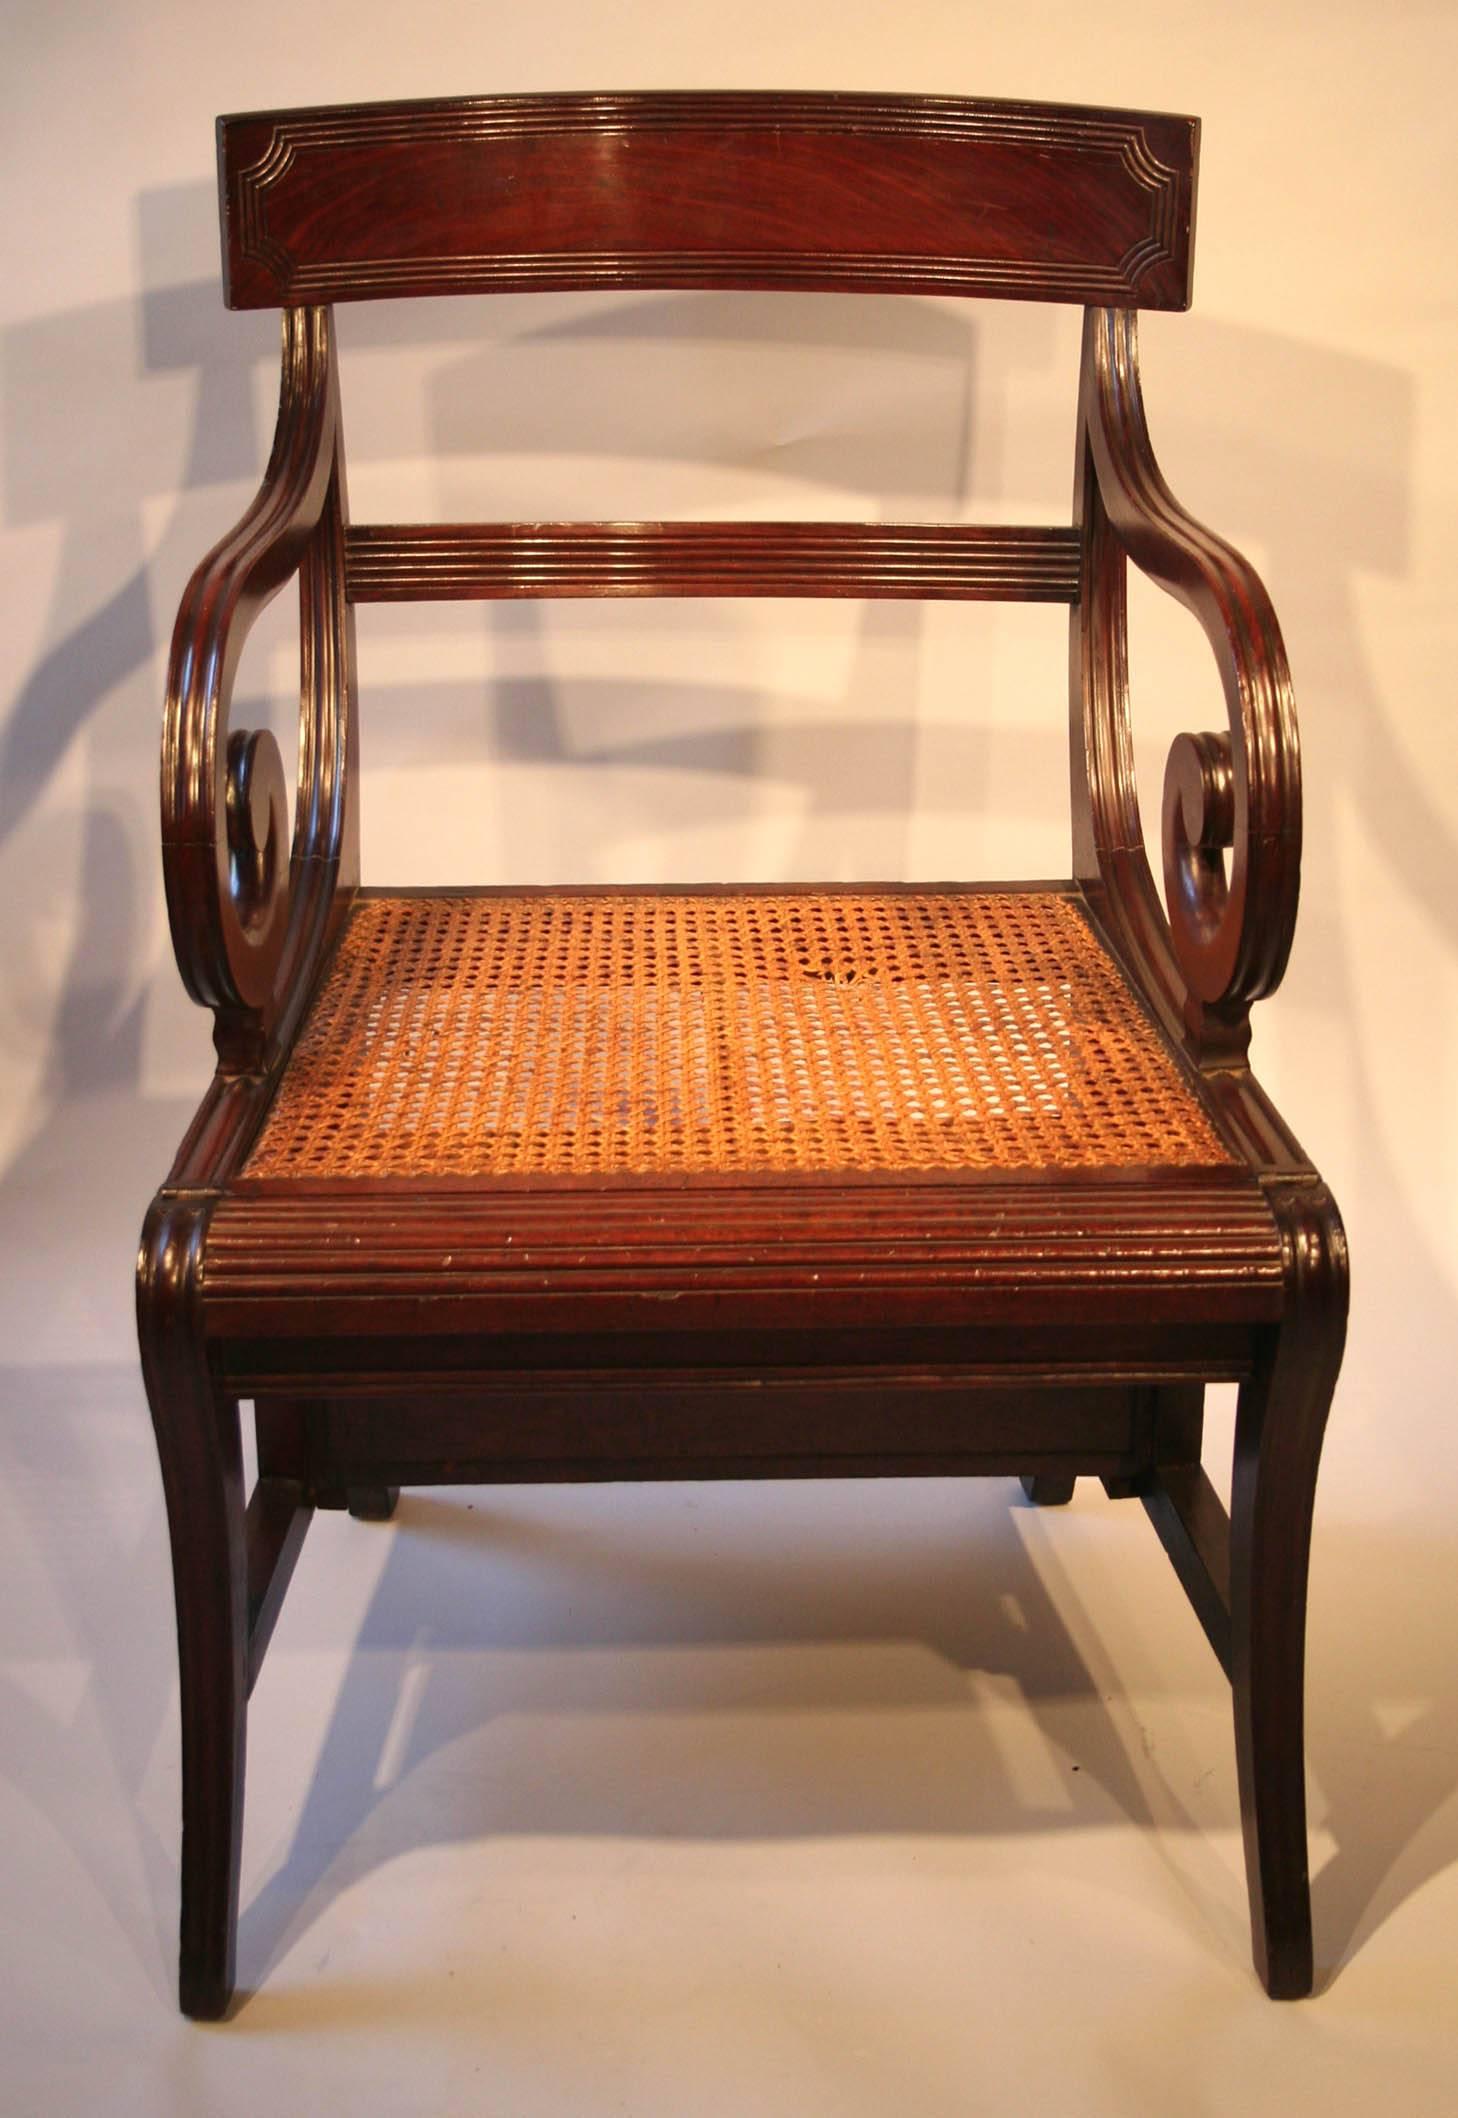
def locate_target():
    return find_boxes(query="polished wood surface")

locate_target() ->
[1070,304,1299,1058]
[345,522,1083,603]
[139,91,1345,2018]
[161,304,358,1071]
[206,1169,1285,1340]
[219,91,1197,310]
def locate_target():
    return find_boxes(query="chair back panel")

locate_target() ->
[218,92,1198,311]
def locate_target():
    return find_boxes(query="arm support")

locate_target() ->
[162,305,356,1065]
[1073,306,1300,1047]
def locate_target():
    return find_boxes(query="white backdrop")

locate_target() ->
[3,3,1456,2110]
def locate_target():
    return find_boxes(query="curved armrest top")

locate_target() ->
[161,306,338,1018]
[1081,306,1301,1018]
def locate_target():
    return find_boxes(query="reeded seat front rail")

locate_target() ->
[138,90,1345,2020]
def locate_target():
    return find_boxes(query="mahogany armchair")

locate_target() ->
[138,92,1346,2017]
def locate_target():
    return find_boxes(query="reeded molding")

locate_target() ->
[220,91,1196,310]
[161,305,358,1065]
[345,522,1083,604]
[1072,306,1300,1049]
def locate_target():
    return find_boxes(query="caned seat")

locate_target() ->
[244,889,1232,1180]
[139,91,1346,2021]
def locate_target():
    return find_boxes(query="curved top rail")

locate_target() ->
[217,90,1198,310]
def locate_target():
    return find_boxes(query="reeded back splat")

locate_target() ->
[218,91,1198,311]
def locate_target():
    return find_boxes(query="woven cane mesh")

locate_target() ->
[244,891,1231,1179]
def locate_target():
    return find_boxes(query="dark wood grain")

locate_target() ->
[1141,1462,1234,1674]
[1070,305,1300,1060]
[1231,1179,1348,1997]
[219,91,1196,311]
[202,1173,1286,1344]
[345,522,1082,603]
[139,90,1346,2015]
[302,1379,1140,1479]
[162,305,358,1072]
[137,1194,246,2021]
[244,1476,312,1693]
